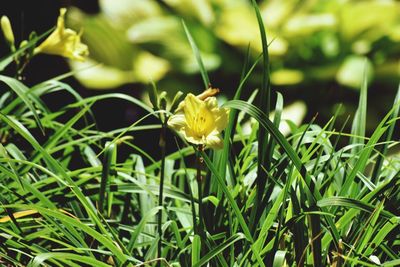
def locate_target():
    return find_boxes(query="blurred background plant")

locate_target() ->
[67,0,400,90]
[64,0,400,128]
[1,0,399,137]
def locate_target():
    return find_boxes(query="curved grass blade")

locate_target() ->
[0,112,131,259]
[32,80,97,125]
[364,216,400,256]
[18,103,93,177]
[273,250,287,267]
[320,175,400,251]
[0,28,53,71]
[192,234,201,266]
[193,233,245,267]
[219,54,262,185]
[99,142,116,215]
[317,197,394,220]
[0,75,45,133]
[5,204,129,263]
[250,0,272,237]
[371,83,400,182]
[201,151,265,267]
[350,62,368,155]
[182,20,209,88]
[127,207,160,253]
[28,253,112,267]
[67,93,153,114]
[223,100,340,245]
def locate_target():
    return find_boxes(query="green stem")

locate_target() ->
[157,120,167,260]
[196,145,205,240]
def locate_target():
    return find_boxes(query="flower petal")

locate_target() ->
[168,92,229,150]
[204,96,218,111]
[34,8,89,61]
[183,129,204,145]
[203,97,229,132]
[214,107,229,132]
[167,112,186,132]
[205,130,224,149]
[183,94,202,127]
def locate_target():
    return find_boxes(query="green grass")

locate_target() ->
[1,4,400,267]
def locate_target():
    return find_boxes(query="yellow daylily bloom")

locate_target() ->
[34,8,88,61]
[168,92,229,149]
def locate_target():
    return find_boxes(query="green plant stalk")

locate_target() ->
[196,145,205,244]
[157,120,167,260]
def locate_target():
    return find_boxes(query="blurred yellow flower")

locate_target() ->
[34,8,88,61]
[168,92,229,149]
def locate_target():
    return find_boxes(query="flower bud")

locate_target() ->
[1,16,15,48]
[19,40,28,48]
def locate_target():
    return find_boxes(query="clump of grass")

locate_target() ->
[0,3,400,267]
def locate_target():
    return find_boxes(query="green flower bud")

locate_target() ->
[19,40,28,48]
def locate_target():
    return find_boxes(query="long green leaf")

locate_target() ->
[193,233,245,267]
[182,20,209,88]
[29,253,112,267]
[223,100,340,245]
[0,75,45,133]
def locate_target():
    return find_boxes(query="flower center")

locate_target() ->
[190,108,213,138]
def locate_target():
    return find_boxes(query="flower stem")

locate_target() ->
[196,145,205,240]
[157,120,167,260]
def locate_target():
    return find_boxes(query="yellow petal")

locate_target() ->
[205,97,229,132]
[168,92,229,150]
[35,8,89,61]
[183,129,203,145]
[167,112,186,132]
[197,104,215,136]
[205,130,224,149]
[204,96,218,110]
[214,107,229,132]
[183,94,202,129]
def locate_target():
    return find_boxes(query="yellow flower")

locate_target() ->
[34,8,88,61]
[168,92,229,149]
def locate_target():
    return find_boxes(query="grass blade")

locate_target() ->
[193,233,245,267]
[182,20,210,88]
[0,75,45,133]
[251,0,272,237]
[192,234,201,266]
[371,82,400,182]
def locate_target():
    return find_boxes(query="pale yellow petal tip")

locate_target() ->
[167,113,185,132]
[168,91,229,150]
[205,131,224,150]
